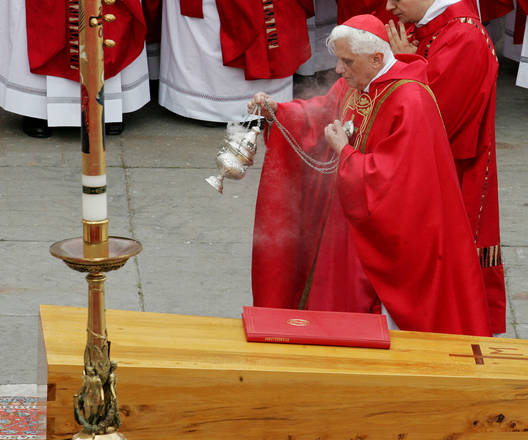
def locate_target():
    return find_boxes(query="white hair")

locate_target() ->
[326,25,393,65]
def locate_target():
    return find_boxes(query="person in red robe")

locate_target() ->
[25,0,146,83]
[248,15,492,337]
[3,0,148,137]
[215,0,314,80]
[385,0,506,334]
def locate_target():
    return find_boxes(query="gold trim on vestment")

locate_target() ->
[339,80,439,154]
[477,244,502,268]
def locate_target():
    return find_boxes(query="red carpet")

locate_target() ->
[0,397,45,439]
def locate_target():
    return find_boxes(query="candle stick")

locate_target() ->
[80,0,108,225]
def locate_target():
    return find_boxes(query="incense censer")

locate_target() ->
[205,123,261,194]
[205,118,354,193]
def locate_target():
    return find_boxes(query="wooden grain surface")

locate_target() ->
[40,305,528,439]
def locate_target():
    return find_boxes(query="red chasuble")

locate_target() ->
[252,55,492,337]
[412,0,506,334]
[25,0,146,81]
[215,0,314,80]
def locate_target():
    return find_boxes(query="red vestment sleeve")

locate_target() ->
[26,0,146,81]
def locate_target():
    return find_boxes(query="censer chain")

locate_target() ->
[262,101,339,174]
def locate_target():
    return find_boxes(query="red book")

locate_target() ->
[242,306,390,349]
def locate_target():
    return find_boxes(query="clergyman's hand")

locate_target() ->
[385,20,419,54]
[248,92,278,121]
[324,120,348,155]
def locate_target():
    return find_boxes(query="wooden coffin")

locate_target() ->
[39,304,528,439]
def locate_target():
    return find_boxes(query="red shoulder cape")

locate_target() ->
[252,55,492,336]
[26,0,146,81]
[215,0,314,79]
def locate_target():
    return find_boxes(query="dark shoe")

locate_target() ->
[22,116,52,138]
[105,122,124,135]
[149,80,159,100]
[195,119,226,128]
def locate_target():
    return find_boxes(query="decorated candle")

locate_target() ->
[79,0,109,222]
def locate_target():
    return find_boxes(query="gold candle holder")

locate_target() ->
[50,229,141,440]
[49,0,141,438]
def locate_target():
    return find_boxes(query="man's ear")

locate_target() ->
[372,52,385,68]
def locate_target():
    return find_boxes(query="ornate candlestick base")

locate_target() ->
[50,235,141,439]
[73,429,126,440]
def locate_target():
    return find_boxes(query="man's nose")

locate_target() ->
[386,0,395,11]
[336,60,345,74]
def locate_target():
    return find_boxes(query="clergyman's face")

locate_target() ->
[385,0,434,23]
[334,39,383,91]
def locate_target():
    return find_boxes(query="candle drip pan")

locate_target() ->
[50,237,142,273]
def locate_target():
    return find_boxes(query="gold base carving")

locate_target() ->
[50,235,141,438]
[73,430,126,440]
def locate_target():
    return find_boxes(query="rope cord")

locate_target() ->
[262,101,339,174]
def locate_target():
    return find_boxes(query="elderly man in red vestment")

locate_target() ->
[385,0,506,334]
[248,15,493,337]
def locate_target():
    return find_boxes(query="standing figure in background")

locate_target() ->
[142,0,163,83]
[386,0,506,334]
[498,0,528,88]
[158,0,313,125]
[0,0,150,138]
[295,0,339,98]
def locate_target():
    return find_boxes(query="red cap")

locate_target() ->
[342,14,389,43]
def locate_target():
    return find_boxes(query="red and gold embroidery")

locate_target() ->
[477,245,502,268]
[340,88,377,152]
[68,0,81,71]
[423,17,497,62]
[339,80,437,153]
[263,0,279,49]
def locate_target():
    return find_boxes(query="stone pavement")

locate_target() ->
[0,61,527,386]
